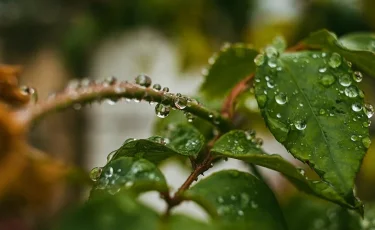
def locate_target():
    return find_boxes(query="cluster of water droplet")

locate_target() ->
[89,158,163,195]
[244,130,263,148]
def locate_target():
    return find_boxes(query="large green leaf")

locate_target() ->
[183,170,287,230]
[302,29,375,77]
[200,43,259,99]
[211,130,362,211]
[283,195,361,230]
[254,50,370,198]
[112,123,205,164]
[56,193,159,230]
[90,157,168,196]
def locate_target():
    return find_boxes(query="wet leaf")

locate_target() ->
[56,192,159,230]
[113,123,205,164]
[90,157,168,196]
[283,195,362,230]
[254,50,369,199]
[183,170,287,230]
[164,215,216,230]
[200,43,258,99]
[303,29,375,77]
[211,130,362,211]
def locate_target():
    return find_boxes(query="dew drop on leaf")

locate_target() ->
[362,137,371,148]
[257,95,268,108]
[318,67,327,73]
[106,151,116,162]
[89,167,102,182]
[104,167,114,177]
[275,92,288,105]
[245,130,256,141]
[254,54,265,66]
[124,138,136,144]
[351,135,358,142]
[328,52,341,68]
[251,201,258,209]
[339,74,352,87]
[294,120,307,130]
[135,74,152,87]
[184,112,195,122]
[344,86,358,98]
[363,121,371,128]
[353,71,363,83]
[352,103,363,112]
[267,80,275,88]
[155,103,170,118]
[267,56,278,68]
[364,104,374,118]
[162,87,169,92]
[320,74,336,86]
[265,46,279,58]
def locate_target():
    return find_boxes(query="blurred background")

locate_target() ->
[1,0,375,229]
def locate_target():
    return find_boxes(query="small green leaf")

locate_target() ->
[113,123,205,164]
[254,50,370,198]
[303,29,375,77]
[56,193,159,230]
[183,170,287,230]
[211,130,362,211]
[91,157,168,196]
[200,43,259,99]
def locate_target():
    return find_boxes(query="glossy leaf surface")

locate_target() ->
[91,157,168,196]
[112,123,205,164]
[211,130,362,211]
[303,29,375,77]
[254,50,370,198]
[200,43,258,99]
[183,170,287,230]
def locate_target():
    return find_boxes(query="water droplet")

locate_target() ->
[265,46,279,58]
[364,104,374,118]
[162,87,169,92]
[107,151,116,162]
[267,80,275,88]
[318,67,327,73]
[237,210,244,216]
[294,120,307,130]
[352,103,362,112]
[124,138,136,144]
[89,167,102,181]
[272,36,287,51]
[298,168,305,176]
[135,74,152,87]
[251,201,258,209]
[320,75,336,86]
[155,103,170,118]
[319,109,326,115]
[125,181,134,188]
[351,135,358,141]
[152,84,161,90]
[104,76,117,86]
[174,95,187,109]
[339,74,352,87]
[344,86,358,98]
[255,138,263,148]
[267,56,277,68]
[257,95,267,108]
[275,93,288,105]
[328,52,341,68]
[217,196,224,204]
[104,167,114,177]
[185,112,195,122]
[276,113,281,118]
[362,137,371,148]
[245,130,256,140]
[353,71,363,82]
[363,121,371,128]
[201,68,208,76]
[254,54,265,66]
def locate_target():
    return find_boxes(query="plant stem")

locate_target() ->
[18,80,232,132]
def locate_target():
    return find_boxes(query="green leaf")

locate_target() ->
[163,215,216,230]
[211,130,362,211]
[91,157,168,196]
[200,43,259,99]
[56,192,159,230]
[112,123,205,164]
[254,50,370,197]
[303,29,375,77]
[283,195,362,230]
[183,170,287,230]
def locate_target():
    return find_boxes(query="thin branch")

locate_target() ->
[17,80,232,132]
